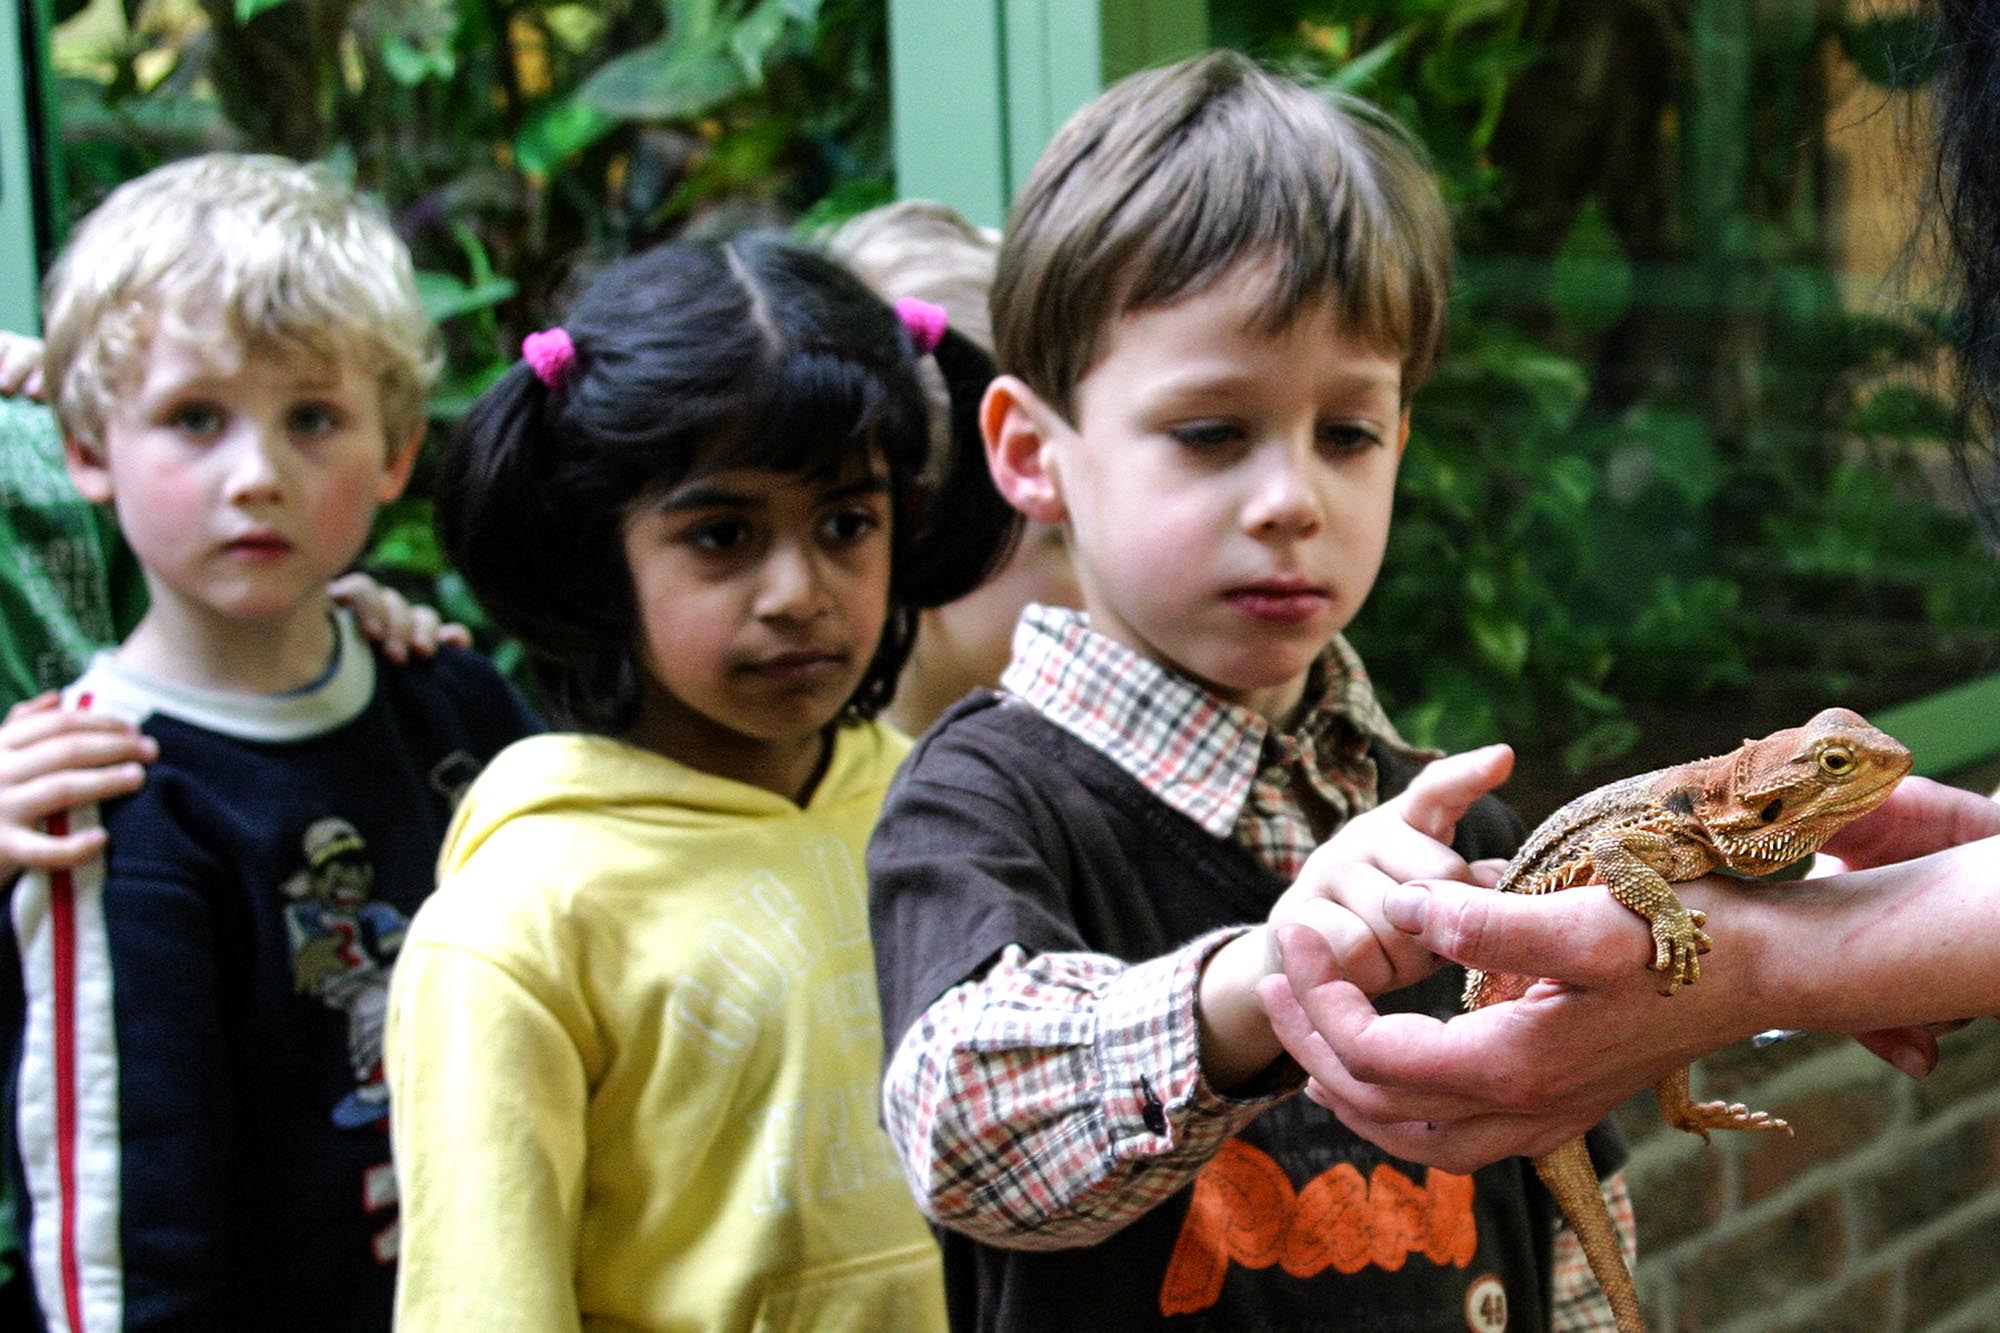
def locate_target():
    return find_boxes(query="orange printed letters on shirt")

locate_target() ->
[1159,1139,1479,1316]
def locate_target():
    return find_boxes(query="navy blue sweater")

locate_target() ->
[3,616,537,1332]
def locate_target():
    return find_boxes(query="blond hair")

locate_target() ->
[44,153,439,453]
[994,50,1450,417]
[824,199,1001,356]
[824,199,1001,486]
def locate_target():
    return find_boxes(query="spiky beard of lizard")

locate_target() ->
[1703,767,1904,874]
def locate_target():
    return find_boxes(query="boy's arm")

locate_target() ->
[11,846,238,1326]
[882,933,1293,1249]
[385,936,586,1333]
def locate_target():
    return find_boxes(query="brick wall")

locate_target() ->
[1620,940,2000,1330]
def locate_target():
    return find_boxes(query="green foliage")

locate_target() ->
[43,1,1994,785]
[1237,1,1992,784]
[49,0,891,645]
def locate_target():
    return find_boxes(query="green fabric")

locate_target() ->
[0,397,144,705]
[0,397,144,1293]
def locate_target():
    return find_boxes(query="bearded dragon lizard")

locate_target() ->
[1463,707,1911,1333]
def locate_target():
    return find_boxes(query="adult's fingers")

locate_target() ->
[1304,1076,1589,1172]
[1266,924,1505,1115]
[1817,778,2000,871]
[1380,880,1652,987]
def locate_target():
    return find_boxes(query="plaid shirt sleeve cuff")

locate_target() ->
[881,929,1295,1249]
[1549,1168,1637,1333]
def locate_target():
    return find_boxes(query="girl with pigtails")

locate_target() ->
[382,234,1015,1332]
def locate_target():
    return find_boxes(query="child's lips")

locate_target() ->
[746,649,848,682]
[223,532,294,559]
[1226,583,1330,624]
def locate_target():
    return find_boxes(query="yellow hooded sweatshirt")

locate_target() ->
[384,724,944,1332]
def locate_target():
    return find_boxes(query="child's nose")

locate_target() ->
[754,541,830,620]
[222,427,287,503]
[1244,443,1325,538]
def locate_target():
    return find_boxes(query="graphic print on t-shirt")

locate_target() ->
[280,816,410,1131]
[1159,1139,1478,1317]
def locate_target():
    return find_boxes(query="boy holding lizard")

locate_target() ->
[868,51,1629,1330]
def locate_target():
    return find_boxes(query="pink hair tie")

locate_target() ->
[894,297,948,357]
[522,327,576,389]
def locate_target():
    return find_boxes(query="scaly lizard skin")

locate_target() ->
[1463,707,1911,1333]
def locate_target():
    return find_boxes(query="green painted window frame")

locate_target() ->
[0,0,56,335]
[888,0,1207,230]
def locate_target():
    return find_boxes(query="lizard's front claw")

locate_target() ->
[1650,912,1711,995]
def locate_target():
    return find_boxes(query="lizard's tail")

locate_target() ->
[1533,1136,1643,1333]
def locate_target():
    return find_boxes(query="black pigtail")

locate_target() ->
[435,354,640,732]
[895,325,1023,608]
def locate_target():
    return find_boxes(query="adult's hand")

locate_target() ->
[1258,780,2000,1171]
[1254,882,1742,1172]
[1812,775,2000,873]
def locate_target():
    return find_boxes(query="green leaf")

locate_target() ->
[235,0,292,21]
[1852,384,1957,441]
[793,177,894,235]
[381,35,453,86]
[1469,610,1530,676]
[1559,677,1625,717]
[1542,455,1598,512]
[730,0,791,84]
[1839,14,1942,90]
[1561,718,1641,774]
[1621,406,1719,507]
[576,30,753,121]
[669,0,720,38]
[1323,33,1407,94]
[428,362,513,423]
[515,99,615,177]
[414,270,518,325]
[1549,199,1633,337]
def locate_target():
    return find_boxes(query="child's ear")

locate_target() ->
[1396,411,1412,455]
[63,434,114,504]
[982,375,1068,525]
[377,425,424,503]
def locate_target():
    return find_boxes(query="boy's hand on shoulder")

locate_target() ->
[0,693,157,882]
[1270,744,1514,996]
[330,572,473,664]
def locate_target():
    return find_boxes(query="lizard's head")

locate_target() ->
[1703,707,1912,872]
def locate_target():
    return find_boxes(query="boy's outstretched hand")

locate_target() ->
[0,693,155,883]
[1269,743,1515,996]
[1195,743,1514,1091]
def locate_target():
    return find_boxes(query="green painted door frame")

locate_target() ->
[0,0,55,335]
[888,0,1207,229]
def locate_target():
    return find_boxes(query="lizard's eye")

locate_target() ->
[1818,746,1855,778]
